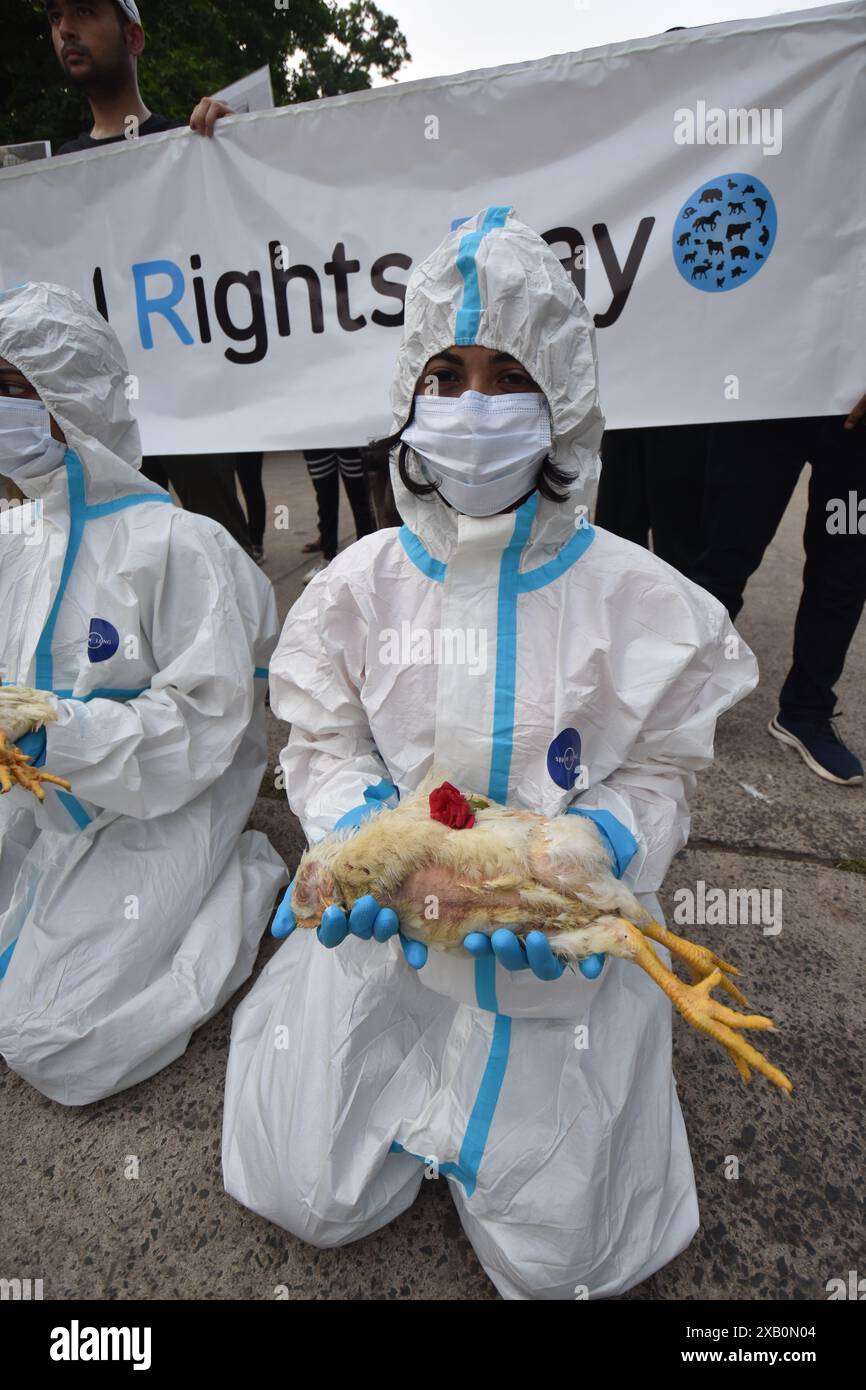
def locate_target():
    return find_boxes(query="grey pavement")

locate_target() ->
[1,456,863,1301]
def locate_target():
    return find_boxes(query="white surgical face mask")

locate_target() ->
[0,396,68,484]
[402,390,552,517]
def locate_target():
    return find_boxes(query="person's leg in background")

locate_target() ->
[140,456,169,489]
[644,424,709,576]
[770,417,866,783]
[303,449,340,579]
[594,429,650,546]
[336,451,376,544]
[235,452,267,562]
[159,454,253,555]
[689,420,803,619]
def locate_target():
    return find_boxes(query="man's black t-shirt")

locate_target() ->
[56,112,186,156]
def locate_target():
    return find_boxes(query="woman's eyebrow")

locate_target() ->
[427,350,464,366]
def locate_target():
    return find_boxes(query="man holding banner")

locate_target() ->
[45,0,254,552]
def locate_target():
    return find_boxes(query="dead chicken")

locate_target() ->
[0,685,72,801]
[292,776,792,1094]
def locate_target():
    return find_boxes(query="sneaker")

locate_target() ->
[251,545,265,564]
[768,713,864,785]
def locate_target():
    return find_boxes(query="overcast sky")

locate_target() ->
[372,0,835,83]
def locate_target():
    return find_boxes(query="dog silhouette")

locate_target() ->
[727,200,747,214]
[682,251,698,264]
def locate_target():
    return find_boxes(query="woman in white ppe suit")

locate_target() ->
[0,281,288,1105]
[222,208,759,1299]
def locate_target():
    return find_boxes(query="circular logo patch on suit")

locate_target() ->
[547,727,582,789]
[672,173,777,292]
[87,617,120,663]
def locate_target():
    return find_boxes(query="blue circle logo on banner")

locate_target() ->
[547,728,582,789]
[87,617,120,663]
[672,173,777,292]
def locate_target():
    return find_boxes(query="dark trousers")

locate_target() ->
[141,454,252,554]
[691,417,866,721]
[303,449,375,560]
[595,424,709,576]
[235,452,266,548]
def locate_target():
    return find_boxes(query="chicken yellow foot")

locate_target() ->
[0,729,71,802]
[615,918,792,1094]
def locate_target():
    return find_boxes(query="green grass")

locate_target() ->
[257,775,287,802]
[835,858,866,875]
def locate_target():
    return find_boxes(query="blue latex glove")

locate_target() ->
[464,928,604,981]
[271,883,426,969]
[15,729,47,768]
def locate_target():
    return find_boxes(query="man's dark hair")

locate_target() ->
[369,395,576,505]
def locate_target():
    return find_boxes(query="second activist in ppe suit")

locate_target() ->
[222,209,759,1299]
[0,282,288,1105]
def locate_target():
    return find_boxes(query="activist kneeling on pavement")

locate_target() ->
[0,281,288,1106]
[221,208,759,1300]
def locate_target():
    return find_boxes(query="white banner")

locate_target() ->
[1,2,864,452]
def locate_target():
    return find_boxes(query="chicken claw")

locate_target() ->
[639,918,749,1006]
[0,730,71,802]
[619,919,792,1094]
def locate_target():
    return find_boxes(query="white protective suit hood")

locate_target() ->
[389,207,604,560]
[0,281,159,506]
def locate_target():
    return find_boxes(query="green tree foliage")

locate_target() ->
[2,0,410,150]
